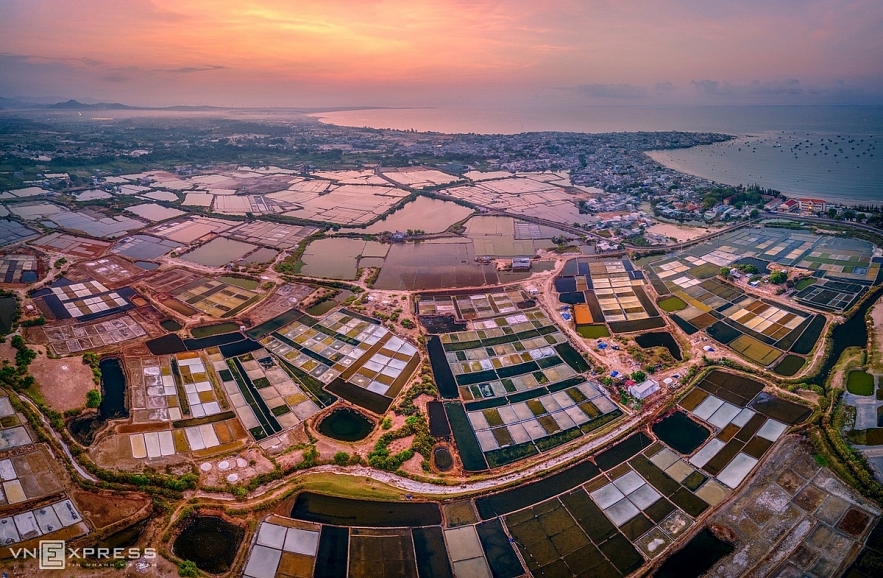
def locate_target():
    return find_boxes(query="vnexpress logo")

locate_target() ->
[40,540,66,570]
[9,539,157,569]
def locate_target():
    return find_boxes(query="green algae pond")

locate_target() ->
[847,370,875,396]
[190,322,240,338]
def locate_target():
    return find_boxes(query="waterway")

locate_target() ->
[811,289,883,386]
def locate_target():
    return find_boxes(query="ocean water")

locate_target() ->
[314,105,883,204]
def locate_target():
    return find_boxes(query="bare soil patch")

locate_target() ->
[30,353,96,412]
[71,489,151,530]
[0,340,14,363]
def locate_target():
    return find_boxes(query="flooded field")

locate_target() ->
[373,241,497,290]
[358,196,473,234]
[180,237,258,268]
[300,238,388,279]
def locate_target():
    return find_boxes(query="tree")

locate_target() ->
[630,370,647,383]
[750,209,759,218]
[769,270,787,284]
[178,560,199,578]
[333,451,350,466]
[719,266,731,278]
[86,389,102,408]
[827,207,838,219]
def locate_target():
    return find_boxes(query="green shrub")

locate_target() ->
[85,389,101,408]
[178,560,199,577]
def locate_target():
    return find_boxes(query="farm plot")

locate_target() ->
[794,279,866,312]
[0,253,37,284]
[276,184,410,226]
[32,278,136,321]
[224,221,318,250]
[31,232,113,258]
[440,174,596,226]
[78,256,147,284]
[146,216,235,244]
[482,432,727,575]
[111,234,180,260]
[555,258,664,334]
[260,310,419,414]
[428,303,619,468]
[677,370,810,489]
[0,446,63,505]
[127,356,182,423]
[0,220,39,247]
[43,314,147,355]
[171,277,262,318]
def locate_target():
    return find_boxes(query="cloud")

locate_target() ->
[574,83,648,99]
[165,65,226,74]
[692,78,804,97]
[691,79,734,96]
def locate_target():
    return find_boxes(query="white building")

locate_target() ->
[628,379,660,400]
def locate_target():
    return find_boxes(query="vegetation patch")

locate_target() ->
[795,277,818,290]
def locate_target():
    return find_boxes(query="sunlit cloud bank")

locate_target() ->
[1,0,880,106]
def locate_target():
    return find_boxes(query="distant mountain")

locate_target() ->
[0,97,385,113]
[0,96,34,109]
[46,99,135,110]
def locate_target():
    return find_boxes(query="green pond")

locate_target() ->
[358,197,473,234]
[191,322,241,338]
[847,370,875,396]
[306,299,338,316]
[159,319,183,332]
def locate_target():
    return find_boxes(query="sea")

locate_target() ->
[313,105,883,205]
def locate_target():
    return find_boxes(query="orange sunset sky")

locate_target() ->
[1,0,881,107]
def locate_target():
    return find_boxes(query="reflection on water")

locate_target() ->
[374,241,490,290]
[181,237,258,268]
[357,197,473,234]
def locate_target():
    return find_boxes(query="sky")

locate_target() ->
[1,0,881,108]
